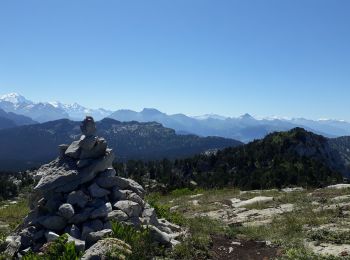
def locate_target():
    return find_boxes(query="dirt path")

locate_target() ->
[210,235,282,260]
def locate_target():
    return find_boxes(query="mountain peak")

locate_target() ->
[141,108,164,115]
[0,93,33,105]
[239,113,254,120]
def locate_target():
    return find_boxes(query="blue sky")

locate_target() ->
[0,0,349,120]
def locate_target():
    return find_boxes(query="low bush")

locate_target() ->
[111,221,166,260]
[23,234,81,260]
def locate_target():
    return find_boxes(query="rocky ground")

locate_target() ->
[149,184,350,259]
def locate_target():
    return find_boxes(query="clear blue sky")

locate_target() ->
[0,0,349,120]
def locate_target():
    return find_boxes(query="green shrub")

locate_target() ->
[146,197,186,226]
[23,234,81,260]
[307,229,350,245]
[111,222,166,260]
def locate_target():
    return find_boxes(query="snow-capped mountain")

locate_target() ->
[0,93,33,106]
[0,93,111,122]
[193,114,228,121]
[48,101,112,121]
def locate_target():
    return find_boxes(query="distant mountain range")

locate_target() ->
[0,118,241,171]
[108,109,350,142]
[1,93,350,142]
[0,93,111,122]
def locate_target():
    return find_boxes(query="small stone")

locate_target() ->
[69,208,93,224]
[19,226,36,248]
[45,231,59,242]
[39,216,66,231]
[148,225,171,245]
[33,229,45,241]
[4,235,21,257]
[81,226,94,241]
[67,234,85,252]
[85,219,104,232]
[67,224,81,239]
[58,203,75,219]
[141,204,159,226]
[98,168,116,178]
[103,221,112,230]
[79,135,97,150]
[88,183,110,198]
[108,210,129,222]
[81,238,131,260]
[80,116,96,137]
[128,193,144,207]
[80,138,107,159]
[86,229,113,246]
[114,200,142,218]
[65,140,81,159]
[111,188,131,201]
[90,203,112,219]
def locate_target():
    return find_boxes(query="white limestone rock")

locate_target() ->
[113,200,142,218]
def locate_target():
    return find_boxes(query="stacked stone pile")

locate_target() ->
[4,117,182,259]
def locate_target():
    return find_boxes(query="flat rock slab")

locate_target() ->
[233,196,274,208]
[305,240,350,257]
[34,151,114,193]
[81,238,131,260]
[326,184,350,190]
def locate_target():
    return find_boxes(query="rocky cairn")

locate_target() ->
[5,117,181,259]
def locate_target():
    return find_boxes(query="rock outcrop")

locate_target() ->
[4,116,181,258]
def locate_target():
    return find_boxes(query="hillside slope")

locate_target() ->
[118,128,347,190]
[0,108,36,129]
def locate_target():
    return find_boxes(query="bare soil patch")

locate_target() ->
[210,235,283,260]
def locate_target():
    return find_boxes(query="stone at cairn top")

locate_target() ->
[81,116,97,137]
